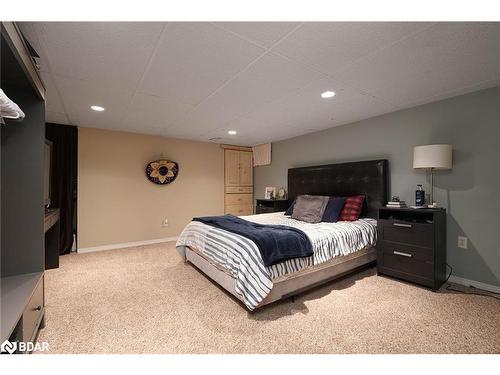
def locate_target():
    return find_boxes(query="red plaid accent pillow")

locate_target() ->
[339,195,365,221]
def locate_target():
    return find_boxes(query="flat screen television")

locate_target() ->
[44,139,52,208]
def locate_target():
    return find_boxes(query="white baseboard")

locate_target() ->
[78,237,178,254]
[448,275,500,294]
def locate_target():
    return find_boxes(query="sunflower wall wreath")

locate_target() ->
[145,159,179,185]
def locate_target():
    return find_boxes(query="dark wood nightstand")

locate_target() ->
[256,199,290,214]
[376,207,447,291]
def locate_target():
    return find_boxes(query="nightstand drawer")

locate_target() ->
[377,249,434,284]
[377,242,434,263]
[379,219,434,248]
[256,206,275,214]
[255,199,290,214]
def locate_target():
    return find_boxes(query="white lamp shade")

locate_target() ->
[413,144,452,170]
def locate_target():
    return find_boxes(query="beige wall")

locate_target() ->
[78,128,224,249]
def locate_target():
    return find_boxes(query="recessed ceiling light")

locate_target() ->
[90,105,105,111]
[321,91,335,98]
[228,130,237,135]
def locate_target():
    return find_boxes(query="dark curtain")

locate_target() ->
[46,123,77,255]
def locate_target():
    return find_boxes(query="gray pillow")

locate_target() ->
[291,195,329,223]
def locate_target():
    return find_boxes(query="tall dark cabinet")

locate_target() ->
[1,22,46,353]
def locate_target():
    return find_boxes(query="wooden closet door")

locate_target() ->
[239,151,253,186]
[224,149,240,186]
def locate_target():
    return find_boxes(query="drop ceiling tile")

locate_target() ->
[139,22,265,106]
[160,124,214,141]
[274,22,433,75]
[200,117,273,142]
[54,75,134,128]
[174,105,237,135]
[212,22,301,48]
[45,111,69,125]
[117,124,171,138]
[68,114,124,130]
[244,77,398,132]
[243,124,315,145]
[172,52,325,133]
[121,93,194,131]
[190,75,399,145]
[38,22,164,90]
[197,130,254,146]
[115,123,171,138]
[264,127,317,144]
[402,78,500,108]
[195,52,325,120]
[200,116,312,146]
[334,22,500,107]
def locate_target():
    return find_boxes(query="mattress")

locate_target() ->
[176,212,377,310]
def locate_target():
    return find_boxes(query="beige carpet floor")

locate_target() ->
[37,242,500,354]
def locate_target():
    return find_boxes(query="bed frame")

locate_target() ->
[181,159,389,310]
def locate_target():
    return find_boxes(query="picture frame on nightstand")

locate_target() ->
[264,187,276,200]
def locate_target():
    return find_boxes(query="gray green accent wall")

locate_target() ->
[254,86,500,287]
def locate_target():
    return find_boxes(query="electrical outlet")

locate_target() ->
[162,218,169,228]
[457,236,468,249]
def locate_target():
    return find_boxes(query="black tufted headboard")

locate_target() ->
[287,159,389,218]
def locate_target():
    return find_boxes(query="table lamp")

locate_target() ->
[413,144,452,207]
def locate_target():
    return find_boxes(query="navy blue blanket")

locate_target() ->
[192,214,313,267]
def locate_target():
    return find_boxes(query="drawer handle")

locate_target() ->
[393,223,412,228]
[393,251,412,258]
[34,305,42,311]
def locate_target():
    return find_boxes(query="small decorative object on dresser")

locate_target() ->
[256,198,290,214]
[276,187,286,200]
[386,196,407,208]
[264,187,276,200]
[376,207,447,291]
[414,184,426,207]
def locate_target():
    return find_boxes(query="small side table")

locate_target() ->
[255,199,290,214]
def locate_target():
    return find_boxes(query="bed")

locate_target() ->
[176,159,389,310]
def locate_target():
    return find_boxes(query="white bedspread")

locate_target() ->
[176,212,377,310]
